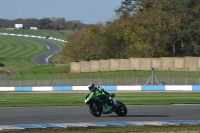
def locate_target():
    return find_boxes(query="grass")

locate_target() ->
[0,29,68,39]
[0,92,199,107]
[0,35,68,73]
[0,36,46,58]
[5,69,200,81]
[22,65,70,74]
[0,36,47,71]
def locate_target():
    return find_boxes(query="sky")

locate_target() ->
[0,0,122,24]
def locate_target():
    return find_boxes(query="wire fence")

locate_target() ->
[1,69,200,87]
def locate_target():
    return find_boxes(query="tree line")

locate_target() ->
[62,0,200,62]
[0,17,87,30]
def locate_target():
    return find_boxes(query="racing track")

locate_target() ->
[1,37,200,129]
[30,38,62,64]
[0,105,200,125]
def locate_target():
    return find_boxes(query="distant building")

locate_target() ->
[15,24,23,29]
[30,27,38,30]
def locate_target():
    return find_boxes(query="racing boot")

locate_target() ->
[102,104,106,113]
[102,104,110,113]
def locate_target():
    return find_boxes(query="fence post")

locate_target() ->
[72,73,74,86]
[7,71,10,87]
[65,71,68,86]
[98,70,101,85]
[49,71,52,86]
[134,69,136,85]
[151,68,154,85]
[186,68,189,85]
[168,68,171,85]
[117,70,119,85]
[20,72,23,86]
[81,71,83,86]
[34,72,36,86]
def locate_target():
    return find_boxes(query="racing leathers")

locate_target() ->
[85,86,113,113]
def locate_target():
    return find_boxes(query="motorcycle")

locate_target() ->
[85,93,127,117]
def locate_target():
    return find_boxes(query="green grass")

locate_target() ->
[0,36,48,71]
[0,92,199,107]
[0,35,69,73]
[0,37,46,58]
[0,29,68,39]
[23,65,70,74]
[7,69,200,81]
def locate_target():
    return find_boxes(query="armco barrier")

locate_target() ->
[0,86,200,91]
[0,32,67,42]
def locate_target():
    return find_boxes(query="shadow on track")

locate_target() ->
[108,115,169,117]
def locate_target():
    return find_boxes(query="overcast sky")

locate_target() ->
[0,0,122,24]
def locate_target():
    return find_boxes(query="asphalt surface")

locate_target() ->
[31,38,62,64]
[0,105,199,125]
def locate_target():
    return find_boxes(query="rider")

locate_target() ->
[85,83,114,113]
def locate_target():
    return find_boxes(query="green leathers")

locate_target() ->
[85,86,110,113]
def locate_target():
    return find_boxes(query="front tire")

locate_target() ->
[115,101,127,116]
[88,103,102,117]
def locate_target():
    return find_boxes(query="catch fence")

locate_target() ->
[1,69,200,87]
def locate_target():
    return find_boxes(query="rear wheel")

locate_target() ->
[88,103,103,117]
[115,101,127,116]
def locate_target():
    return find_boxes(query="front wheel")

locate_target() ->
[115,101,127,116]
[88,103,103,117]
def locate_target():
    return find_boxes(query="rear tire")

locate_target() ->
[115,101,127,116]
[88,103,102,117]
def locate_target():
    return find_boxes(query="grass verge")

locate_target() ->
[0,92,200,107]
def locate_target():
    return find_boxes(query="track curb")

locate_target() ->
[1,120,200,131]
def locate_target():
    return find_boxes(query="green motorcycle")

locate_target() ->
[85,93,127,117]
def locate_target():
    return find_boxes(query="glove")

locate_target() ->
[85,98,89,103]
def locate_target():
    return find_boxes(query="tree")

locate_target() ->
[130,0,170,57]
[102,19,126,59]
[178,0,200,56]
[115,0,137,17]
[36,18,52,29]
[83,25,103,60]
[63,0,200,60]
[115,0,200,57]
[62,25,103,61]
[62,29,86,61]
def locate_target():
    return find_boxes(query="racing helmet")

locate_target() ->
[88,83,96,92]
